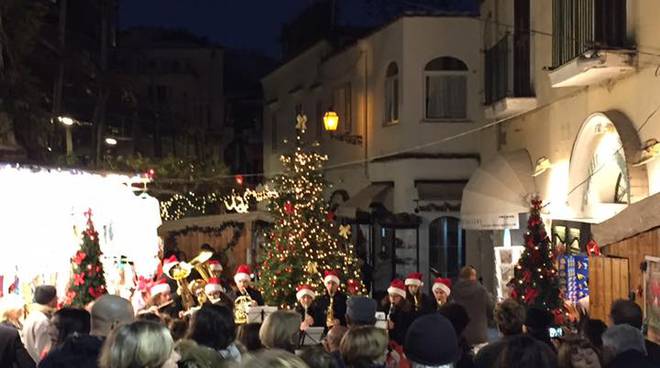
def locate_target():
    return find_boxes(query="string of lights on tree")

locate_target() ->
[257,114,364,308]
[509,197,564,323]
[160,192,224,221]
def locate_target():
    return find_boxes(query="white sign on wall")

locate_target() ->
[461,213,520,230]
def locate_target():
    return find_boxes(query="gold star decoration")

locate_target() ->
[296,114,308,131]
[305,261,319,275]
[339,224,351,239]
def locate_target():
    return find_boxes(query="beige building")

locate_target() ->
[262,15,489,290]
[465,0,660,295]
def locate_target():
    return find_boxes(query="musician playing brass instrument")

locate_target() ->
[316,270,347,329]
[295,284,322,329]
[404,272,434,315]
[432,277,452,309]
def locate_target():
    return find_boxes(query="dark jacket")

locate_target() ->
[38,334,104,368]
[384,301,415,346]
[235,287,264,306]
[474,334,557,368]
[295,302,324,327]
[0,324,35,368]
[607,349,659,368]
[646,339,660,366]
[406,292,435,316]
[316,291,348,327]
[450,279,494,345]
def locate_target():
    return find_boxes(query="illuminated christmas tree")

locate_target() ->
[509,198,563,321]
[65,210,107,307]
[257,114,363,307]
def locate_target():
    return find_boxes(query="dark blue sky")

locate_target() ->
[119,0,312,57]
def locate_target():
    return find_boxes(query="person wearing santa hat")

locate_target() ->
[294,284,322,329]
[432,277,452,309]
[316,270,348,329]
[207,260,223,277]
[233,264,264,306]
[147,278,172,312]
[404,272,434,315]
[384,279,415,346]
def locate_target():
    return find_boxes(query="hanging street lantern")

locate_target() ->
[323,110,339,131]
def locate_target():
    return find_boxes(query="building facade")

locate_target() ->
[262,15,489,291]
[464,0,660,296]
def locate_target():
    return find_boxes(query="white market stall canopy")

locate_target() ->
[0,165,161,294]
[460,150,536,230]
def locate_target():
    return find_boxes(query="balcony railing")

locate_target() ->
[485,34,533,106]
[552,0,628,68]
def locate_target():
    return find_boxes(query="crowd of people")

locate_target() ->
[1,265,659,368]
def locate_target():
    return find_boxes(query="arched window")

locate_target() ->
[424,56,468,120]
[384,62,399,124]
[429,216,465,278]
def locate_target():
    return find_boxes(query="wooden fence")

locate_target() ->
[588,256,629,322]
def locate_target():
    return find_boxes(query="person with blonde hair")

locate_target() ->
[241,349,308,368]
[339,326,388,368]
[0,294,26,329]
[99,320,180,368]
[259,310,301,353]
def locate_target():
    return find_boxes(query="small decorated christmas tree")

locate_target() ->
[65,210,107,307]
[257,114,363,307]
[509,198,563,320]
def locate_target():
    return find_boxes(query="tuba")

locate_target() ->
[326,294,335,326]
[164,260,195,310]
[188,251,213,305]
[234,290,253,324]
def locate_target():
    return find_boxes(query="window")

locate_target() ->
[424,57,468,120]
[334,84,352,133]
[271,113,278,152]
[385,62,399,124]
[429,217,465,278]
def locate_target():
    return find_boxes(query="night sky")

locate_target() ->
[119,0,313,58]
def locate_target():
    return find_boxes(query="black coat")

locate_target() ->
[384,301,415,346]
[607,349,659,368]
[38,334,104,368]
[316,292,348,327]
[406,292,435,316]
[0,324,35,368]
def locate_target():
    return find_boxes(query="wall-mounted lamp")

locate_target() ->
[57,116,75,126]
[323,110,339,131]
[104,137,118,146]
[633,138,660,167]
[532,157,552,177]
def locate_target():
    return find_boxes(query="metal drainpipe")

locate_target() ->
[363,48,369,180]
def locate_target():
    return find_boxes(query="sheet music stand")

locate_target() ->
[300,327,324,346]
[247,306,278,323]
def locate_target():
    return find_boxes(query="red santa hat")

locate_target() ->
[234,264,252,283]
[405,272,424,287]
[387,279,407,298]
[162,255,178,274]
[204,277,224,294]
[324,270,340,286]
[150,278,171,297]
[208,260,223,272]
[432,277,452,296]
[296,284,316,300]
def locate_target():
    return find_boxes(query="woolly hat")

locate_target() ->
[387,279,407,299]
[150,278,171,297]
[405,313,460,366]
[234,264,252,283]
[34,285,57,305]
[405,272,424,287]
[296,284,316,300]
[204,277,224,294]
[208,260,223,272]
[346,296,377,325]
[324,270,340,286]
[432,277,452,296]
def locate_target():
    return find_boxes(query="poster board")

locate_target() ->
[494,246,524,301]
[558,255,589,304]
[644,257,660,345]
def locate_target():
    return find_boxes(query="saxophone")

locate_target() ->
[326,293,335,326]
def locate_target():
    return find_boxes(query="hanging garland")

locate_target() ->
[168,222,245,254]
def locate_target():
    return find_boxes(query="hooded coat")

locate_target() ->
[450,279,494,345]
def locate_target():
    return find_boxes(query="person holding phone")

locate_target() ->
[524,306,557,351]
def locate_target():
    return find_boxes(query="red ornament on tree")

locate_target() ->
[284,201,294,215]
[326,211,336,222]
[73,251,87,266]
[74,273,86,286]
[586,239,601,256]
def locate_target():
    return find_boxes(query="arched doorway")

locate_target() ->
[568,111,648,221]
